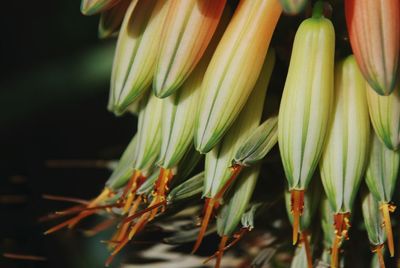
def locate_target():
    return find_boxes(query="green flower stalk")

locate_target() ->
[98,0,130,39]
[192,49,275,253]
[361,190,386,268]
[153,0,227,98]
[366,81,400,150]
[279,0,308,15]
[194,0,281,153]
[110,0,170,114]
[365,133,400,257]
[319,55,370,268]
[278,1,335,245]
[81,0,121,16]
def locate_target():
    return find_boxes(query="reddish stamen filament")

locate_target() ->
[290,189,305,245]
[371,244,386,268]
[331,212,351,268]
[301,231,312,268]
[192,165,243,253]
[380,203,396,257]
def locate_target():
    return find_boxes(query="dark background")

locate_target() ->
[0,1,136,267]
[0,1,397,268]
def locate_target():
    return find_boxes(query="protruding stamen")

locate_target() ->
[105,169,174,266]
[3,253,47,262]
[44,188,113,234]
[331,212,351,268]
[83,218,116,237]
[301,231,312,268]
[192,198,216,253]
[380,203,396,257]
[42,194,89,205]
[192,165,243,254]
[215,236,228,268]
[106,212,151,267]
[68,188,112,228]
[371,244,386,268]
[122,199,167,224]
[105,236,129,267]
[38,204,84,222]
[215,165,243,201]
[331,235,340,268]
[290,189,305,245]
[204,228,249,264]
[120,170,144,214]
[114,196,142,244]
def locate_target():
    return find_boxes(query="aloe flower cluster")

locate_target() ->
[46,0,400,267]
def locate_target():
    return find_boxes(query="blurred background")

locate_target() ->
[0,1,396,268]
[0,1,137,267]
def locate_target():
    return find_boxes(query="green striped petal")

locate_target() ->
[233,116,278,167]
[319,55,370,213]
[361,190,386,246]
[110,0,169,114]
[157,40,212,170]
[153,0,227,98]
[203,49,275,198]
[278,12,335,190]
[194,0,281,153]
[366,81,400,150]
[134,92,163,173]
[167,172,204,204]
[365,132,400,203]
[217,166,260,237]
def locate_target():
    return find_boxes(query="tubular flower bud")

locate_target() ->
[319,56,370,268]
[194,0,281,153]
[153,0,227,98]
[192,49,275,254]
[361,190,387,267]
[366,81,400,150]
[110,0,170,114]
[278,3,334,191]
[319,56,370,213]
[278,1,334,244]
[365,132,399,257]
[345,0,400,95]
